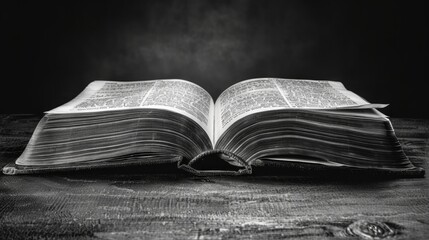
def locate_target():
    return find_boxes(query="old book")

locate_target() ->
[2,78,424,177]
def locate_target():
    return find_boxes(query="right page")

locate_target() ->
[214,78,386,143]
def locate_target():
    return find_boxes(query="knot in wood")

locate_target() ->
[346,220,395,239]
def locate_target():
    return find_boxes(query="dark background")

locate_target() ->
[1,0,427,118]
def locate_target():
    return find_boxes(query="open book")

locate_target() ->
[3,78,424,176]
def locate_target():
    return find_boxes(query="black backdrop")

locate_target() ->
[2,0,428,118]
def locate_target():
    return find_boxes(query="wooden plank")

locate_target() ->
[0,114,428,239]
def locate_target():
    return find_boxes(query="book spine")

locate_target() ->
[177,150,252,176]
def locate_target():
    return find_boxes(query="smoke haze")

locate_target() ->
[1,0,427,117]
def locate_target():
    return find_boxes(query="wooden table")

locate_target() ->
[1,114,428,239]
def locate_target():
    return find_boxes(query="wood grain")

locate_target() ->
[0,114,428,239]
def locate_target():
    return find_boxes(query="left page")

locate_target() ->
[48,80,215,143]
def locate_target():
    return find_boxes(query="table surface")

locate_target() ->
[0,114,428,239]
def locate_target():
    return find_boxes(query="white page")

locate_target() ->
[47,80,215,143]
[214,78,387,142]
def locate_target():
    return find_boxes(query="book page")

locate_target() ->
[214,78,386,142]
[47,80,215,141]
[273,79,384,109]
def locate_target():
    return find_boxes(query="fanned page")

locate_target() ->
[214,78,387,142]
[47,80,215,144]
